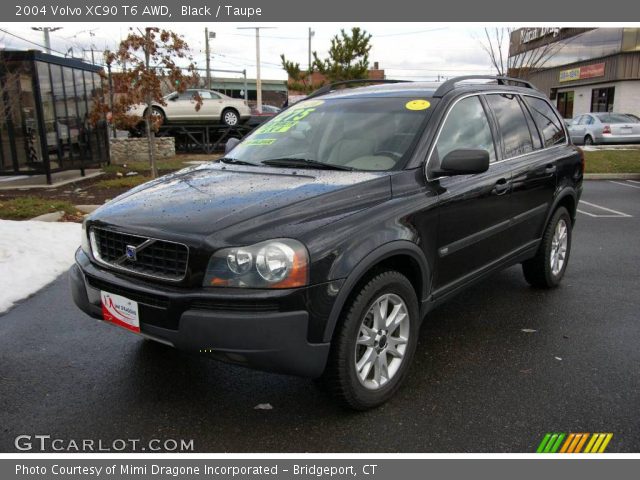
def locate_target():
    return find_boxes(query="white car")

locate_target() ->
[131,89,251,126]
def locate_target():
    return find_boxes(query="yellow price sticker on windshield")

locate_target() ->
[405,99,431,111]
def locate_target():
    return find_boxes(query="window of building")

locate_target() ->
[523,96,567,147]
[556,91,574,118]
[591,87,615,112]
[485,94,534,158]
[433,95,497,166]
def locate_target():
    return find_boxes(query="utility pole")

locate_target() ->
[237,27,275,113]
[205,28,216,90]
[31,27,62,54]
[308,28,315,86]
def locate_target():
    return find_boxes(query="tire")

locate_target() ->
[584,135,594,146]
[522,206,572,288]
[319,271,419,410]
[222,108,240,126]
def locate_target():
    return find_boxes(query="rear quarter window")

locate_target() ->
[523,96,567,147]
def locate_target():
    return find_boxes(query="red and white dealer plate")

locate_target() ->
[100,291,140,333]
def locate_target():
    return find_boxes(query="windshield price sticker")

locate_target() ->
[244,138,278,146]
[256,106,319,134]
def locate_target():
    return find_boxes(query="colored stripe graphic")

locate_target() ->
[537,433,613,453]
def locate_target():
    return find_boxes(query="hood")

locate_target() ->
[89,163,391,242]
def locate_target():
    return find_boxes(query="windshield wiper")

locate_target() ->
[219,157,260,166]
[261,157,354,171]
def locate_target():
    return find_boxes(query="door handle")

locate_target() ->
[492,178,510,195]
[545,164,557,174]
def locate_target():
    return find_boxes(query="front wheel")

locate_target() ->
[522,207,572,288]
[222,109,240,126]
[320,271,419,410]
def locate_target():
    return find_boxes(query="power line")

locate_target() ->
[0,28,69,57]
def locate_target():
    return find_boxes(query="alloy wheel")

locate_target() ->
[550,218,568,276]
[354,293,410,390]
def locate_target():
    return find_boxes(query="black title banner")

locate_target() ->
[6,0,640,22]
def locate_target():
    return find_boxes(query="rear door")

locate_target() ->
[568,115,585,143]
[503,94,566,248]
[430,94,514,293]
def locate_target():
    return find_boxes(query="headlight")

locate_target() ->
[81,221,90,255]
[204,239,309,288]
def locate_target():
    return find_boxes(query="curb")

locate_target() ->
[30,211,65,222]
[584,173,640,180]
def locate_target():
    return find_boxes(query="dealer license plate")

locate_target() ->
[100,291,140,333]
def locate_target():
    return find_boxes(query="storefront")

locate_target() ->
[0,50,109,183]
[508,28,640,119]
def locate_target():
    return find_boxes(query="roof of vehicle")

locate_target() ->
[315,76,544,101]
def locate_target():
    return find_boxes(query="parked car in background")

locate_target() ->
[129,89,251,127]
[72,76,583,409]
[567,113,640,145]
[247,104,282,127]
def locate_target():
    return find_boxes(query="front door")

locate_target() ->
[429,94,514,294]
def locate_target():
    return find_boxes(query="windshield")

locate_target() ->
[227,96,433,171]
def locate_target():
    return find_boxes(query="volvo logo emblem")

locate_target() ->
[125,245,138,261]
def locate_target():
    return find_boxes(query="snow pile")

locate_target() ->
[0,219,81,314]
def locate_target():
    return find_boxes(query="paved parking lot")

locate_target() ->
[1,180,638,453]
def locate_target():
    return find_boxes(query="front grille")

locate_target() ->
[90,227,189,282]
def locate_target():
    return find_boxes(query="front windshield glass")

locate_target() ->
[227,96,433,171]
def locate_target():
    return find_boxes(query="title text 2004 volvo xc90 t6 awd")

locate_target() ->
[71,76,583,410]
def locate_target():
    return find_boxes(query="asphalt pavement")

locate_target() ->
[1,180,639,453]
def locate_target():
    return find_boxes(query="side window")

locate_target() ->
[210,92,221,100]
[199,91,213,100]
[586,115,595,125]
[433,95,497,166]
[519,97,543,150]
[523,96,567,147]
[486,94,534,158]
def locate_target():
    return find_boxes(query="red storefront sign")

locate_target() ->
[579,63,605,80]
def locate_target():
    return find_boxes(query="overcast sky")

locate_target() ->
[1,23,502,81]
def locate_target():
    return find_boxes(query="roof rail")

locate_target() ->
[305,79,410,100]
[432,75,538,98]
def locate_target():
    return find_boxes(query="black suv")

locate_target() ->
[71,76,583,410]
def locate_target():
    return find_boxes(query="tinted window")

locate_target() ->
[486,94,534,158]
[434,96,496,165]
[524,96,567,147]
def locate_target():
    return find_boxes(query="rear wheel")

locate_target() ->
[222,109,240,126]
[522,207,572,288]
[584,135,594,146]
[320,271,419,410]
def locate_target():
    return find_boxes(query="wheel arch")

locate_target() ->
[547,187,578,227]
[322,241,431,343]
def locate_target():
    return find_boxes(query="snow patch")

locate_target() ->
[0,220,81,314]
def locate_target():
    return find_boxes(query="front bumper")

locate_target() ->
[70,250,331,378]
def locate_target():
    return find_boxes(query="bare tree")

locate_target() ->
[479,28,562,79]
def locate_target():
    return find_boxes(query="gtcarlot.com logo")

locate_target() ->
[15,435,194,452]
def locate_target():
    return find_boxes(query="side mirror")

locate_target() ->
[225,137,241,154]
[433,149,490,176]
